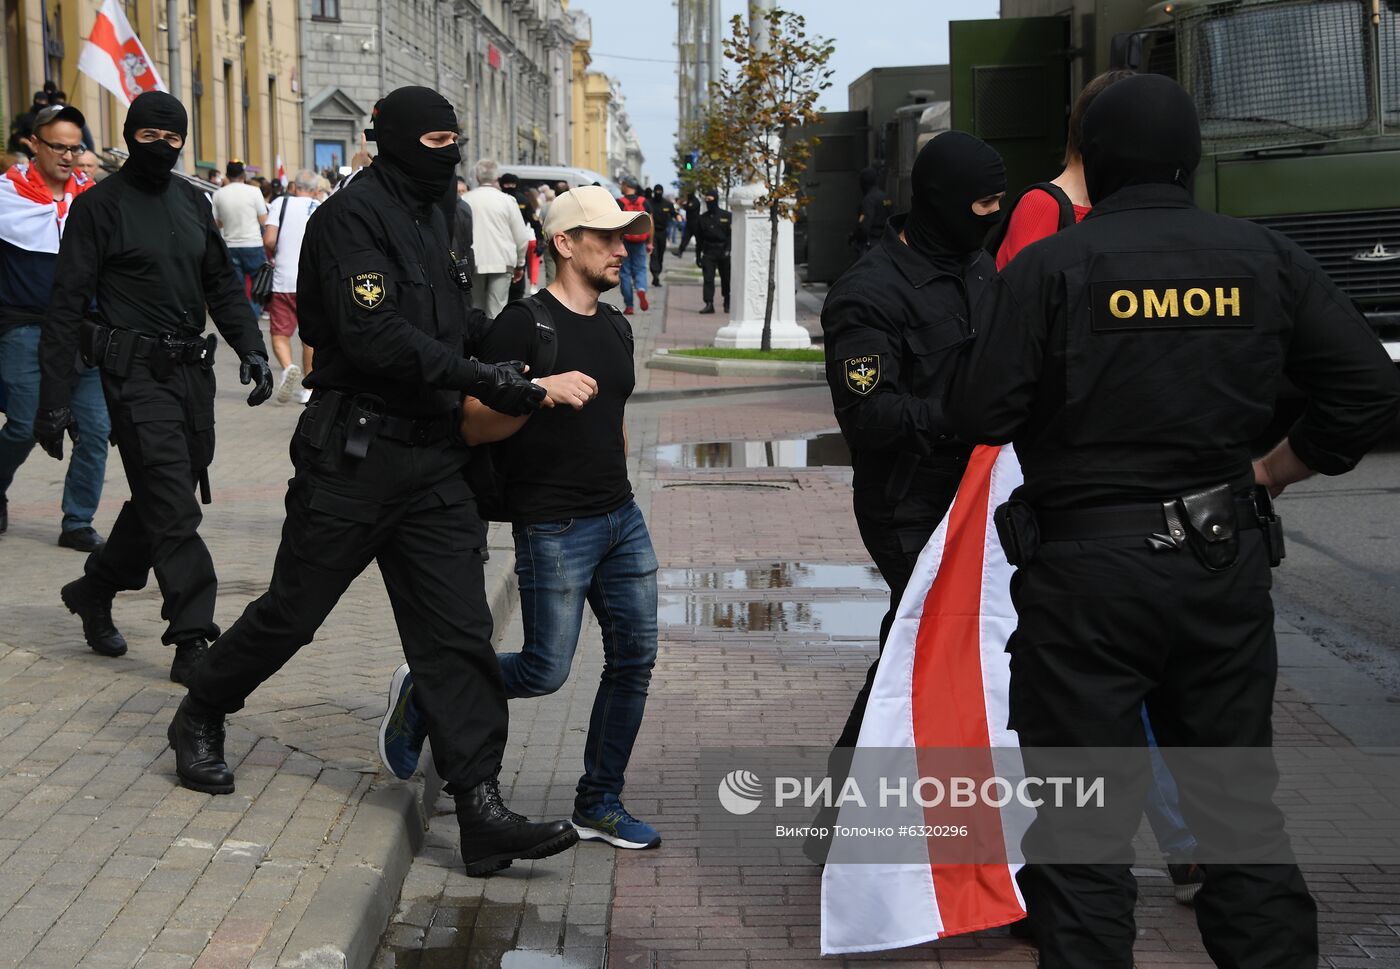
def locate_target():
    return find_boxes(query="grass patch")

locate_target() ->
[669,347,824,363]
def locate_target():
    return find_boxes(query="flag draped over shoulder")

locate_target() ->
[0,165,91,253]
[77,0,167,105]
[821,444,1028,954]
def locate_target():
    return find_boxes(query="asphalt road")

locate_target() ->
[1270,418,1400,697]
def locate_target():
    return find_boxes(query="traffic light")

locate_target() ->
[685,150,698,171]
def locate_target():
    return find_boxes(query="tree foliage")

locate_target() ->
[718,8,835,349]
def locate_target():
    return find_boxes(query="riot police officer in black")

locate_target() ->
[821,132,1005,753]
[851,167,892,252]
[35,91,274,684]
[694,189,731,314]
[947,75,1400,968]
[170,87,577,876]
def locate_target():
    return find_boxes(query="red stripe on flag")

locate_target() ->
[910,444,1023,935]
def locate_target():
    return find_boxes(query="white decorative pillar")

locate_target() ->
[713,181,812,349]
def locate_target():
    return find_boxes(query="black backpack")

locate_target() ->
[467,294,633,522]
[983,182,1076,261]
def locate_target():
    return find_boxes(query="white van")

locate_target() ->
[496,164,623,199]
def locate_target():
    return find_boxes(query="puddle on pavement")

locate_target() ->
[658,594,886,636]
[376,898,604,969]
[653,431,850,469]
[658,562,886,592]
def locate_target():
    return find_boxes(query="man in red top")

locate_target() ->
[993,70,1133,270]
[0,104,108,551]
[616,177,653,314]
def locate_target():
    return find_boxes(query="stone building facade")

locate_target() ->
[299,0,578,178]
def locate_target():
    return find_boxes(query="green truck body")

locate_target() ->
[953,0,1400,359]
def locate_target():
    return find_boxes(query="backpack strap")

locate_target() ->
[516,293,558,379]
[984,182,1078,258]
[598,300,635,352]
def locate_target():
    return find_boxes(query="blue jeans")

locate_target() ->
[0,324,110,530]
[617,240,649,309]
[227,245,266,317]
[1143,704,1198,861]
[502,500,659,803]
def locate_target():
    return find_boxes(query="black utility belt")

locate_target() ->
[300,389,458,458]
[81,322,216,379]
[996,483,1284,573]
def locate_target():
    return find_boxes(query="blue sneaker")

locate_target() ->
[378,663,427,780]
[571,795,661,850]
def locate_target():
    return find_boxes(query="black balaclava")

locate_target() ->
[904,131,1006,258]
[1081,74,1201,204]
[368,86,461,205]
[122,91,188,192]
[859,167,879,195]
[653,184,665,199]
[703,189,719,212]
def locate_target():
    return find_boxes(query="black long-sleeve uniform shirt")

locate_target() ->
[298,163,490,417]
[39,168,266,410]
[946,183,1400,510]
[821,218,989,516]
[694,206,732,256]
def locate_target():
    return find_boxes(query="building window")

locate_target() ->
[314,139,345,173]
[311,0,339,21]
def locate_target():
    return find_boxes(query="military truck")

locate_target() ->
[951,0,1400,360]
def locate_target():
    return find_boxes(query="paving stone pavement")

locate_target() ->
[0,321,520,969]
[6,276,1398,969]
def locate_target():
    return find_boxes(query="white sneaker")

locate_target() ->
[297,387,313,405]
[275,364,303,404]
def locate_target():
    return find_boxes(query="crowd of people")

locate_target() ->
[3,67,1398,969]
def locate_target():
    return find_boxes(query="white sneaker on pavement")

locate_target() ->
[275,364,303,404]
[297,387,312,405]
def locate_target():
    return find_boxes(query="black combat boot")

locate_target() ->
[167,697,235,795]
[723,297,730,312]
[699,302,715,315]
[170,638,211,685]
[60,577,128,657]
[0,494,8,533]
[456,776,578,876]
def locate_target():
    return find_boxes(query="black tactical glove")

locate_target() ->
[696,252,703,268]
[463,359,547,417]
[239,353,274,406]
[34,407,78,461]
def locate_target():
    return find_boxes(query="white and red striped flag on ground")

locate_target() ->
[821,444,1028,953]
[77,0,167,105]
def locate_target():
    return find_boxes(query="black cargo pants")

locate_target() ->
[1008,529,1316,969]
[186,404,508,792]
[650,232,668,281]
[87,359,220,645]
[700,249,730,307]
[835,467,962,750]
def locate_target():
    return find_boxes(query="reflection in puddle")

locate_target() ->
[658,562,886,592]
[653,432,850,469]
[658,595,886,637]
[375,897,604,969]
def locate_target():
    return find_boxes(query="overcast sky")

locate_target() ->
[578,0,1000,187]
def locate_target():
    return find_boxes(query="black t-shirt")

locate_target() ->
[478,289,635,524]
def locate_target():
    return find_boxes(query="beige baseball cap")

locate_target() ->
[542,184,652,241]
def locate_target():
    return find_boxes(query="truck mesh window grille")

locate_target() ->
[972,65,1047,140]
[1252,209,1400,303]
[1178,0,1374,149]
[1383,9,1400,129]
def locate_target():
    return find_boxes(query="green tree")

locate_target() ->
[721,8,834,350]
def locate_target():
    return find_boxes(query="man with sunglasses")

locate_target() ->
[36,91,274,683]
[0,103,109,552]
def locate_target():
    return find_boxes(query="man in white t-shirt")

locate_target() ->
[211,160,268,315]
[262,169,319,403]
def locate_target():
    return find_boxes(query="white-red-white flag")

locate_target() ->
[821,444,1028,953]
[77,0,167,105]
[275,155,287,188]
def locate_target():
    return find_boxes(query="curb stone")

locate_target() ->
[645,348,825,380]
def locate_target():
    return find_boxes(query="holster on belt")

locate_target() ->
[1163,483,1239,572]
[1252,485,1286,567]
[343,394,385,459]
[994,499,1040,568]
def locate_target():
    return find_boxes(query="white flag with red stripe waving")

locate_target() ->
[77,0,167,105]
[821,444,1028,953]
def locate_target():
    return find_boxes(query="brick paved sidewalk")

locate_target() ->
[0,331,519,969]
